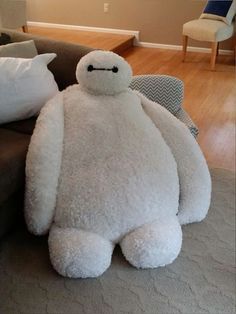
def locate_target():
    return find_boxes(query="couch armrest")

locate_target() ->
[0,28,94,90]
[175,108,199,138]
[0,128,30,204]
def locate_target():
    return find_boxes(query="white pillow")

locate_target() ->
[0,53,59,124]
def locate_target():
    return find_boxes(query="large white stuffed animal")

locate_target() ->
[25,50,211,278]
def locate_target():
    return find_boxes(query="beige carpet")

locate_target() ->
[0,168,235,314]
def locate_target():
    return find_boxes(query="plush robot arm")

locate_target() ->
[25,93,64,235]
[137,91,211,225]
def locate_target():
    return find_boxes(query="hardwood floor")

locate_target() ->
[27,26,134,53]
[122,47,236,171]
[28,27,236,171]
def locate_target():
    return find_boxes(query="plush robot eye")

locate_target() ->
[112,66,118,73]
[87,65,94,72]
[87,64,118,73]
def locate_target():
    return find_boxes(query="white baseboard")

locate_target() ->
[137,42,182,50]
[137,41,234,55]
[27,21,234,55]
[27,21,140,44]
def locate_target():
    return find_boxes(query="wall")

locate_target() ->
[26,0,233,50]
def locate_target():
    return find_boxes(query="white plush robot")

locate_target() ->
[25,51,211,278]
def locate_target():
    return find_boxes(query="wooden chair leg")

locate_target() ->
[182,35,188,62]
[216,42,219,56]
[22,25,28,33]
[234,36,236,66]
[234,46,236,66]
[211,42,218,70]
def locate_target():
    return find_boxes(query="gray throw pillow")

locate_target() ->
[0,40,38,58]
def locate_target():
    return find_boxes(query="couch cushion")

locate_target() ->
[0,32,12,45]
[0,190,24,239]
[1,117,36,135]
[0,129,30,204]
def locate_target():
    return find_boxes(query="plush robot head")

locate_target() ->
[76,50,133,95]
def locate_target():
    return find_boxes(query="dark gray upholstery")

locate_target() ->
[0,28,94,238]
[0,129,30,204]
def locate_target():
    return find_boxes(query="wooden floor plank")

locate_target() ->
[122,47,235,171]
[27,26,134,52]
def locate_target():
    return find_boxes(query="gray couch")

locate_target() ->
[0,28,94,238]
[0,29,198,239]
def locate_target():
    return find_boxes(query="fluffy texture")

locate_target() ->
[25,93,64,235]
[120,217,182,269]
[0,53,58,124]
[76,50,132,95]
[55,85,179,244]
[48,226,114,278]
[25,50,211,278]
[136,91,212,225]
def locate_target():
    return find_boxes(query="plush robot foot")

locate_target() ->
[120,217,182,269]
[48,226,114,278]
[177,207,209,225]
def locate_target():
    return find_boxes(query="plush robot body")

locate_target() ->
[25,51,211,278]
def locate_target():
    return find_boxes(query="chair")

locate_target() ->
[0,0,28,32]
[129,75,199,138]
[182,0,236,70]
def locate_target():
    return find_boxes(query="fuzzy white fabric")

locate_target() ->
[120,216,182,269]
[76,50,133,95]
[25,51,211,278]
[48,226,114,278]
[25,93,64,235]
[137,91,212,225]
[0,53,58,124]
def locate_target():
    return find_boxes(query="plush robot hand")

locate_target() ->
[25,93,64,235]
[136,91,211,225]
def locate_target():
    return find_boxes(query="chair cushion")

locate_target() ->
[183,19,234,42]
[130,75,183,115]
[0,128,30,204]
[175,109,199,138]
